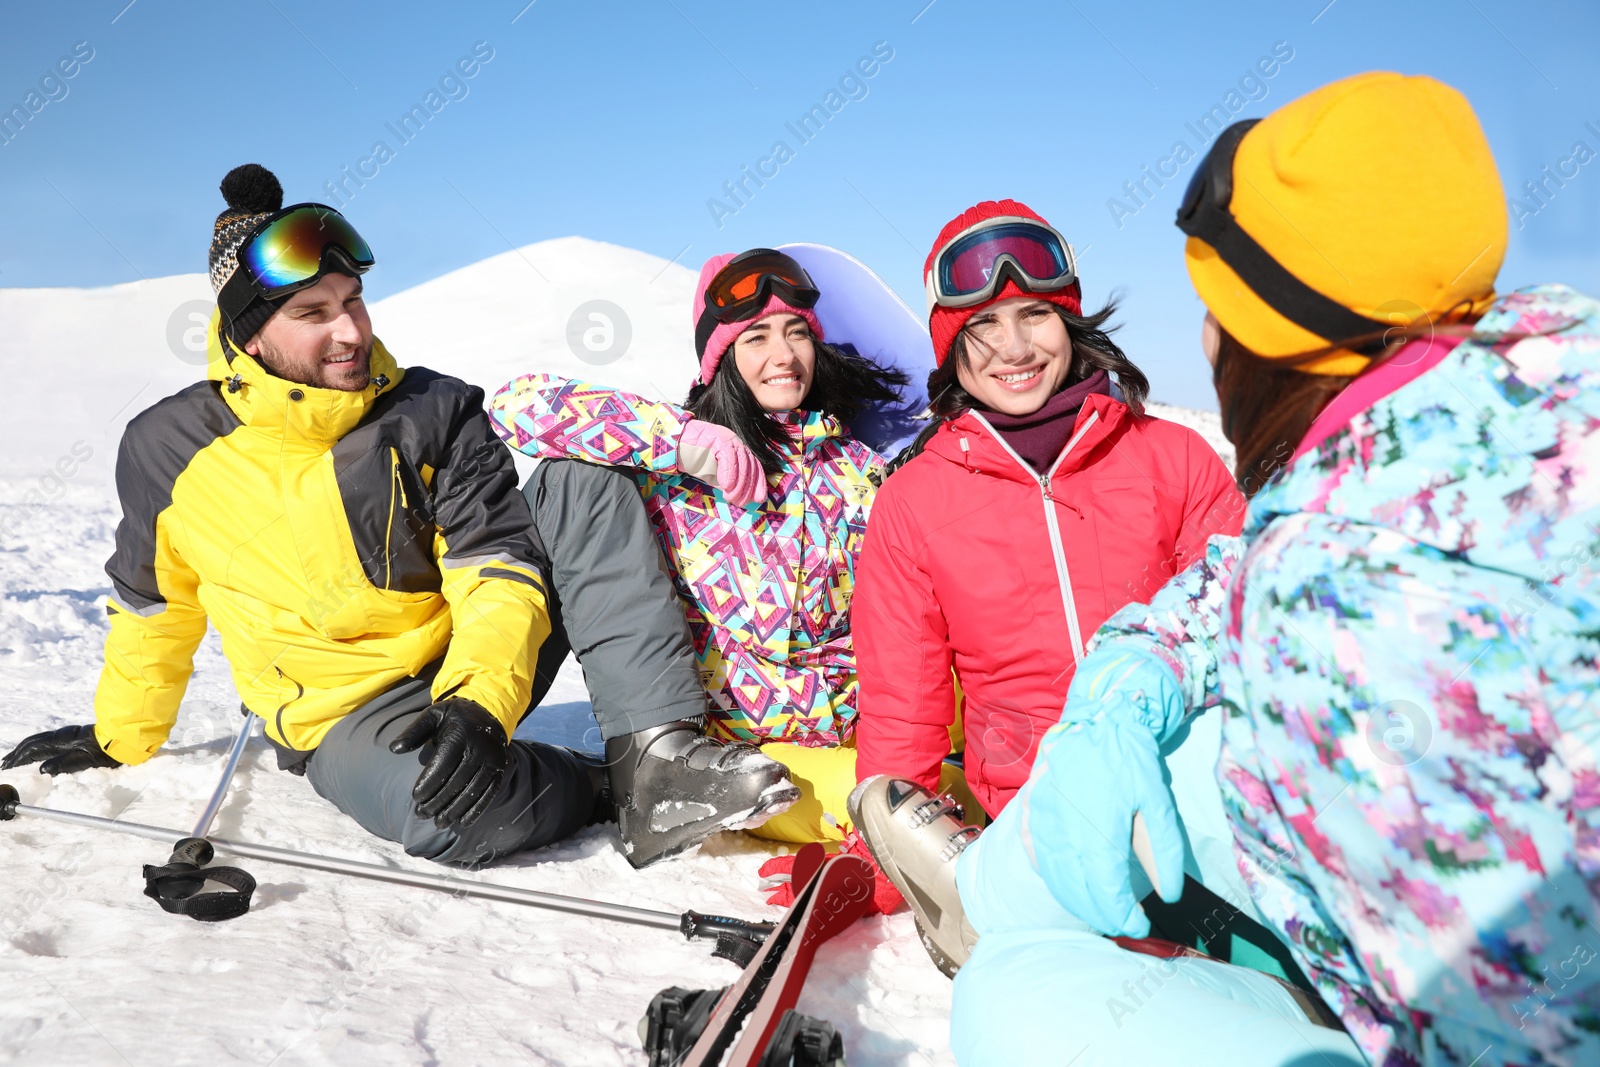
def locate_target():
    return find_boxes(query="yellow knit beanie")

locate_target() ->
[1183,71,1506,375]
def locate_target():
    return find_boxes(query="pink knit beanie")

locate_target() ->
[692,251,825,386]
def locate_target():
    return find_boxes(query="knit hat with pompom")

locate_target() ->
[210,163,286,348]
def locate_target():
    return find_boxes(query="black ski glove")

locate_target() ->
[2,723,121,776]
[389,697,509,831]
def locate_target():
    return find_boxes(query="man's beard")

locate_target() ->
[253,336,373,392]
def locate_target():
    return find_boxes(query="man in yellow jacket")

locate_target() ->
[2,164,795,867]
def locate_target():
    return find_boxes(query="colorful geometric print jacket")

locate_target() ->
[93,314,551,765]
[489,374,885,746]
[1090,285,1600,1065]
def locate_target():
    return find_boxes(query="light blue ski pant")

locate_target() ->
[950,727,1369,1066]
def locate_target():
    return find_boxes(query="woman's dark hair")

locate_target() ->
[685,323,910,474]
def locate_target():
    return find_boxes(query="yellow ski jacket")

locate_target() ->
[92,314,550,765]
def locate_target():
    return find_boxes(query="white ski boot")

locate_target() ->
[847,775,981,977]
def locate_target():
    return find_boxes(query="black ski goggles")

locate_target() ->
[695,249,820,356]
[236,203,375,299]
[927,217,1078,310]
[702,249,819,322]
[1177,119,1392,353]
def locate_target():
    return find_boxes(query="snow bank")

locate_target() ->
[0,237,1229,1066]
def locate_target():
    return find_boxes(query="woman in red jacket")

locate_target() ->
[853,199,1243,817]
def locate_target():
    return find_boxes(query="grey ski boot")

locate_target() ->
[606,718,800,868]
[848,775,982,977]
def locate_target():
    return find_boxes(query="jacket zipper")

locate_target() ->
[385,447,408,590]
[968,410,1100,666]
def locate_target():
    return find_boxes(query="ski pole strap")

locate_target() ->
[142,837,255,922]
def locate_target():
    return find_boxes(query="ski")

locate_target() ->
[720,847,870,1064]
[642,841,872,1065]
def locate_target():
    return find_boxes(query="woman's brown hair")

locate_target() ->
[1215,311,1481,497]
[1212,333,1353,497]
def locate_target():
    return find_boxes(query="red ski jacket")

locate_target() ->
[853,393,1243,815]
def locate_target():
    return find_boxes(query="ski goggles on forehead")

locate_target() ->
[1176,119,1257,241]
[237,204,375,299]
[927,217,1078,310]
[701,249,820,324]
[1176,118,1395,354]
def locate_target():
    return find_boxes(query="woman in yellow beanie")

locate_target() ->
[936,72,1600,1066]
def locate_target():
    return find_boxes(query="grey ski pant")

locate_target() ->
[306,669,597,867]
[522,458,708,738]
[305,458,707,866]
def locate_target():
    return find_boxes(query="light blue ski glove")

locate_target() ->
[1017,644,1190,938]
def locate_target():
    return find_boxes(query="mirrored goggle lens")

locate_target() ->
[938,223,1071,296]
[241,207,374,292]
[706,251,814,309]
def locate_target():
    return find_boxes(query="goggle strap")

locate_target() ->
[215,267,266,342]
[1207,216,1392,353]
[694,306,721,360]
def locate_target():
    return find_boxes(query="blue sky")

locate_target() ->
[2,0,1597,408]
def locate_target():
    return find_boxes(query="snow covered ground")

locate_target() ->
[0,238,1228,1066]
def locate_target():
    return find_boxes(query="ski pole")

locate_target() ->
[140,711,261,921]
[191,711,256,839]
[0,784,773,952]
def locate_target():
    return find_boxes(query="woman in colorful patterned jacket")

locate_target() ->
[490,250,909,846]
[856,74,1600,1066]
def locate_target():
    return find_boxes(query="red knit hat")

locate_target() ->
[924,199,1083,365]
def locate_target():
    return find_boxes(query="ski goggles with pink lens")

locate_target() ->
[927,217,1078,310]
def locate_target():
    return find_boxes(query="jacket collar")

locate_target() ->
[204,309,403,448]
[924,392,1129,483]
[770,409,843,454]
[1245,285,1595,557]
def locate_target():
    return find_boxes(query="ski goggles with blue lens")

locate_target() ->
[927,217,1078,310]
[237,204,375,299]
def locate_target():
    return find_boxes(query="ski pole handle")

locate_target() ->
[151,836,215,900]
[143,835,256,921]
[681,911,776,944]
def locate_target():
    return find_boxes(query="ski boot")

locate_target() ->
[607,718,799,868]
[847,775,981,977]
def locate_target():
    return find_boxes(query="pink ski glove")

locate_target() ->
[679,419,768,507]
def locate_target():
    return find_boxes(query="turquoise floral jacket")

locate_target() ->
[1090,286,1600,1065]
